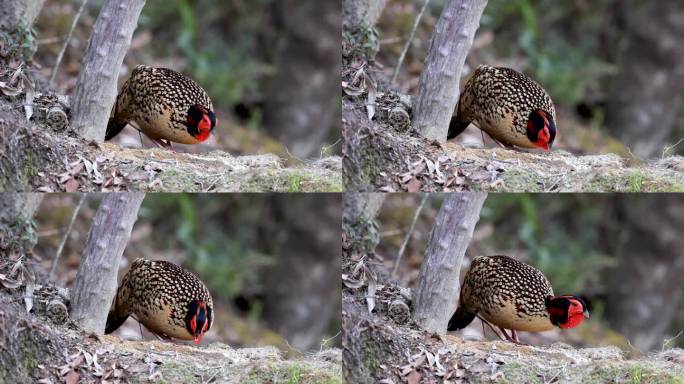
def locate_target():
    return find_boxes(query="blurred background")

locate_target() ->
[374,194,683,351]
[32,0,340,158]
[31,193,341,353]
[376,0,684,158]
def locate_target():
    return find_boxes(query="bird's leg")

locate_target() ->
[511,329,520,343]
[497,326,518,343]
[476,314,507,341]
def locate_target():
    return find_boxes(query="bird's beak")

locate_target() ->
[583,308,590,319]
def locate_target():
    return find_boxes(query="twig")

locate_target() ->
[49,0,89,87]
[391,0,431,85]
[49,194,87,281]
[391,194,429,277]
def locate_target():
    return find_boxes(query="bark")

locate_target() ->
[413,192,487,333]
[0,193,43,224]
[71,0,146,141]
[343,192,385,256]
[70,192,145,334]
[342,192,385,225]
[0,0,44,30]
[604,1,684,159]
[412,0,488,141]
[342,0,387,31]
[261,195,341,351]
[0,193,43,258]
[263,0,340,158]
[604,194,684,351]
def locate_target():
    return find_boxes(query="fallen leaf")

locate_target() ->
[406,370,421,384]
[64,370,79,384]
[406,177,421,192]
[64,178,79,192]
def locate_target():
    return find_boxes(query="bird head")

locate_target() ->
[545,295,589,329]
[185,300,212,344]
[186,105,217,142]
[526,109,556,150]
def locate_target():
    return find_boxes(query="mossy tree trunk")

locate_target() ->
[604,194,684,350]
[70,192,145,333]
[0,193,43,258]
[263,0,340,158]
[342,0,387,31]
[71,0,146,141]
[412,0,488,141]
[412,192,487,333]
[261,194,341,351]
[604,1,684,158]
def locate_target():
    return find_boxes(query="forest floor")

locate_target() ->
[342,64,684,192]
[342,265,684,384]
[0,288,341,384]
[0,77,341,193]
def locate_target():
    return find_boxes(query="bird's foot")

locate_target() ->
[151,138,174,150]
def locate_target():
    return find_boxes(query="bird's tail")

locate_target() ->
[447,115,471,140]
[447,305,476,331]
[105,311,128,334]
[105,118,127,141]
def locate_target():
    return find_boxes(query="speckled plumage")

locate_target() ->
[455,255,555,332]
[106,258,213,340]
[450,65,556,148]
[107,65,214,144]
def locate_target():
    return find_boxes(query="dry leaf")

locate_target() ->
[366,278,377,313]
[406,370,421,384]
[64,178,79,192]
[406,177,422,193]
[64,370,79,384]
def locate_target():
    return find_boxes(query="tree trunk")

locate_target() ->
[412,0,488,141]
[603,1,684,159]
[413,192,487,333]
[0,193,43,258]
[70,0,146,142]
[604,194,684,351]
[0,193,43,224]
[261,195,341,351]
[0,0,44,30]
[342,0,387,31]
[342,192,385,225]
[263,0,340,158]
[343,192,385,255]
[70,192,145,334]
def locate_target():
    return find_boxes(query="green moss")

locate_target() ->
[630,365,644,384]
[499,362,542,384]
[629,171,643,192]
[157,169,202,192]
[287,174,303,192]
[245,363,341,384]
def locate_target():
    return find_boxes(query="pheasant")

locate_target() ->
[105,258,214,344]
[449,65,557,151]
[447,255,588,343]
[105,65,217,148]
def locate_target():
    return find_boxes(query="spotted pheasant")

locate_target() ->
[449,65,557,150]
[448,255,588,343]
[105,258,214,344]
[106,65,217,148]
